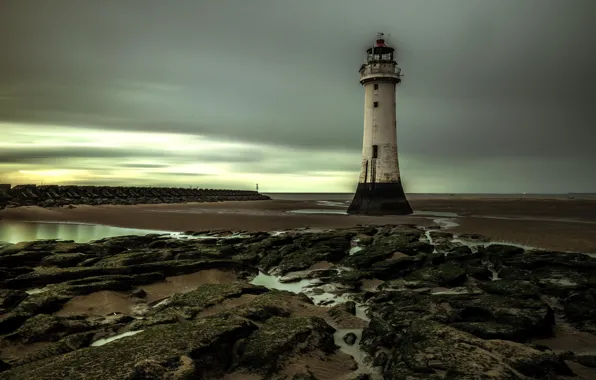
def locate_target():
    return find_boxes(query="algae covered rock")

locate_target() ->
[405,263,467,287]
[1,316,258,380]
[363,290,555,351]
[370,255,426,280]
[132,283,268,328]
[0,289,27,310]
[241,316,336,375]
[478,279,541,299]
[563,289,596,332]
[218,289,312,323]
[40,253,89,268]
[4,313,91,343]
[263,231,353,275]
[386,319,572,379]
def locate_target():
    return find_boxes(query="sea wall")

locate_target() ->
[0,184,270,209]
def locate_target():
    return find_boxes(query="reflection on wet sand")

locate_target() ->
[0,220,169,244]
[56,291,134,317]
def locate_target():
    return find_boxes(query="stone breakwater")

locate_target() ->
[0,184,270,209]
[0,225,595,379]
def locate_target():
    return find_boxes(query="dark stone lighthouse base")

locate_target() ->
[347,181,413,215]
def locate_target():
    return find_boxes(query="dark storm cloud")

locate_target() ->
[1,0,595,191]
[0,146,265,165]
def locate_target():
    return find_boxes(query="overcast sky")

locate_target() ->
[1,0,595,193]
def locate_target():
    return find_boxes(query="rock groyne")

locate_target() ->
[0,184,270,209]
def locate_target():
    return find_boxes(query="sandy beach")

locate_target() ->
[2,196,596,379]
[2,196,596,253]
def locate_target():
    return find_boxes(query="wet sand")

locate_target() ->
[55,269,240,318]
[2,196,596,252]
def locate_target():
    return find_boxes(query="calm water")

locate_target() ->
[265,193,596,201]
[0,221,169,244]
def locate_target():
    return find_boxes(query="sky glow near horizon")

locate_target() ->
[1,0,594,193]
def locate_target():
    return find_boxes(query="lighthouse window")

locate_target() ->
[373,101,379,108]
[372,145,379,158]
[374,84,378,90]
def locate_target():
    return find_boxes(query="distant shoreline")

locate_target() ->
[264,192,596,201]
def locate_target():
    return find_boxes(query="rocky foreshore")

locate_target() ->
[1,224,596,379]
[0,184,270,209]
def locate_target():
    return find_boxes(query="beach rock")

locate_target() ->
[14,289,73,315]
[462,260,494,281]
[329,301,356,318]
[65,273,165,294]
[224,290,307,322]
[362,290,555,355]
[373,351,388,369]
[385,320,572,379]
[428,230,453,243]
[0,360,10,373]
[374,230,433,255]
[0,289,27,309]
[369,255,426,280]
[0,250,55,268]
[3,314,91,343]
[343,332,357,345]
[4,257,252,288]
[0,312,32,335]
[241,316,336,375]
[445,245,478,261]
[292,372,317,380]
[341,248,393,270]
[481,244,526,262]
[329,270,369,290]
[498,251,596,297]
[0,184,270,209]
[40,253,89,268]
[576,353,596,368]
[404,263,467,287]
[478,279,541,299]
[456,232,491,242]
[265,232,353,275]
[131,283,269,329]
[1,316,258,380]
[563,289,596,331]
[131,288,147,298]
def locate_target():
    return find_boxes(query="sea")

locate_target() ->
[264,193,596,201]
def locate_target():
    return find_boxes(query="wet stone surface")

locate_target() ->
[0,224,595,379]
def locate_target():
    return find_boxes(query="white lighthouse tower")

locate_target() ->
[347,33,412,215]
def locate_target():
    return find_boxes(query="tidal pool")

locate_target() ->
[0,220,171,244]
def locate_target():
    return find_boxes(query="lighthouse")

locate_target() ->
[347,33,413,215]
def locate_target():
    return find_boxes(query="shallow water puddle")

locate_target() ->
[432,217,460,229]
[90,330,144,347]
[25,287,48,295]
[287,209,348,215]
[414,211,460,218]
[349,238,363,255]
[334,328,375,375]
[354,304,370,322]
[349,246,363,255]
[315,200,349,208]
[250,271,316,294]
[452,238,538,251]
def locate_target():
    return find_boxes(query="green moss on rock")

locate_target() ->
[241,316,336,375]
[2,316,258,380]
